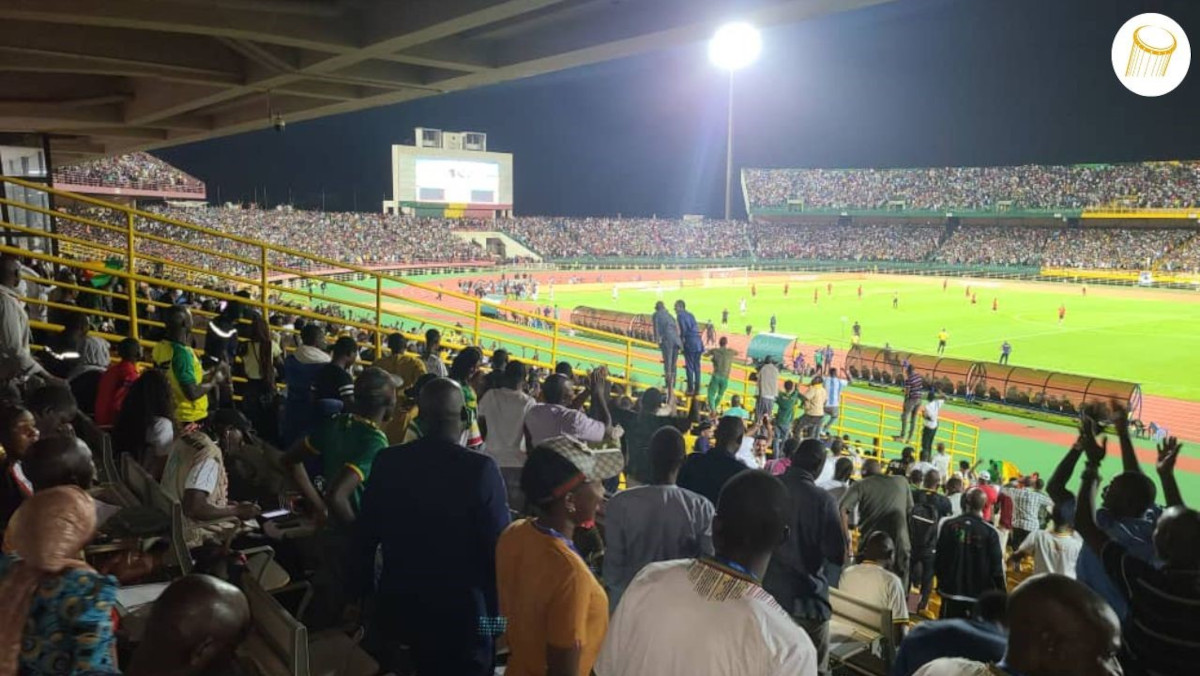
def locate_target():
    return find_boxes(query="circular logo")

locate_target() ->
[1113,13,1190,96]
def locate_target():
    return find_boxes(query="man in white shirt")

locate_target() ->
[919,391,944,459]
[0,255,49,380]
[755,357,780,421]
[597,470,818,676]
[837,531,909,647]
[477,360,536,508]
[1010,502,1082,577]
[421,328,448,378]
[932,443,952,485]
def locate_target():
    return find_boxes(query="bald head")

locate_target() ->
[859,531,896,568]
[1004,574,1121,676]
[963,487,988,515]
[129,574,250,676]
[1154,505,1200,570]
[417,377,465,440]
[23,436,94,491]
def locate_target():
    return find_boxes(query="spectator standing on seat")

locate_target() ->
[934,488,1005,615]
[612,387,698,487]
[919,391,943,457]
[351,378,509,675]
[755,357,780,421]
[1002,477,1054,548]
[774,380,801,448]
[822,367,849,435]
[1011,501,1082,577]
[840,458,914,589]
[890,591,1007,676]
[498,436,621,676]
[910,471,952,614]
[1075,417,1200,676]
[913,574,1120,676]
[896,364,923,443]
[478,360,537,508]
[202,300,241,367]
[604,427,714,610]
[596,470,818,676]
[93,337,141,427]
[0,485,118,675]
[281,323,329,447]
[111,369,175,478]
[675,300,704,396]
[763,438,848,675]
[313,335,357,412]
[653,301,681,394]
[0,254,50,381]
[678,416,753,505]
[375,332,426,443]
[154,305,226,426]
[125,574,251,676]
[838,531,909,647]
[705,337,738,409]
[421,328,448,377]
[448,346,485,450]
[796,375,827,439]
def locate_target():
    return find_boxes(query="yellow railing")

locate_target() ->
[830,392,979,466]
[0,176,759,403]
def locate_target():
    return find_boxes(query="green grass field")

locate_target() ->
[546,275,1200,401]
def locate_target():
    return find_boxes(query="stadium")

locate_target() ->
[0,2,1197,676]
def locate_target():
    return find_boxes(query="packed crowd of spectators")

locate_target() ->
[745,161,1200,211]
[937,226,1196,269]
[485,216,752,258]
[53,152,206,194]
[751,222,943,261]
[1,250,1196,676]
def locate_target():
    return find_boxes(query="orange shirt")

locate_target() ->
[497,519,608,676]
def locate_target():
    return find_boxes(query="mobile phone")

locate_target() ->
[260,508,290,520]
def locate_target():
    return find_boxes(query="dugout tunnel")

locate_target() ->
[845,345,1141,418]
[747,333,798,366]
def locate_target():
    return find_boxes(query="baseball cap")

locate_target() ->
[522,436,623,506]
[978,470,992,482]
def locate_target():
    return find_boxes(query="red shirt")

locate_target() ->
[978,482,999,521]
[94,361,139,426]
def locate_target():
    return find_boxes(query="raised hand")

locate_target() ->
[1111,400,1130,434]
[1157,437,1182,475]
[1079,406,1108,465]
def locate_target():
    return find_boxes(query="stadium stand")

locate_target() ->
[53,152,206,197]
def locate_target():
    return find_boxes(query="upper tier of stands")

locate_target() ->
[743,161,1200,211]
[53,152,206,197]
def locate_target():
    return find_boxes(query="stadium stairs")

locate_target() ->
[0,176,977,464]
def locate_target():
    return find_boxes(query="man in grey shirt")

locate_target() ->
[652,300,681,395]
[604,426,714,611]
[839,458,914,589]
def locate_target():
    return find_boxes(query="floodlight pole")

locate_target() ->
[724,71,735,221]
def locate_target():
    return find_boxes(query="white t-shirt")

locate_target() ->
[147,416,175,458]
[185,457,220,494]
[757,364,780,399]
[477,387,536,468]
[933,452,952,481]
[923,399,943,428]
[1016,529,1083,577]
[596,559,817,676]
[913,658,994,676]
[837,563,909,624]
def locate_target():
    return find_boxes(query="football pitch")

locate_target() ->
[544,274,1200,402]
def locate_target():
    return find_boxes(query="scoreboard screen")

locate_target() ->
[414,158,499,204]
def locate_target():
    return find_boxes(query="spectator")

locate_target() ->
[890,591,1007,676]
[350,378,509,675]
[93,337,141,426]
[675,300,704,396]
[281,322,329,447]
[896,364,923,444]
[763,438,849,675]
[755,357,780,421]
[678,416,752,505]
[704,337,738,410]
[111,369,175,478]
[0,486,118,675]
[1002,477,1054,548]
[603,427,715,610]
[498,436,621,676]
[0,254,49,380]
[125,575,251,676]
[153,306,225,426]
[596,470,818,675]
[160,409,262,547]
[448,346,485,450]
[312,335,357,412]
[910,470,952,614]
[1011,501,1082,577]
[724,394,751,420]
[795,375,827,439]
[0,405,38,532]
[375,332,426,443]
[840,458,915,590]
[478,360,537,508]
[774,380,801,447]
[66,336,110,418]
[913,574,1120,676]
[822,367,849,435]
[611,386,697,487]
[422,328,447,378]
[202,300,241,367]
[932,443,952,485]
[652,301,681,394]
[838,531,909,646]
[23,435,97,492]
[524,372,612,447]
[692,418,714,454]
[919,391,944,457]
[934,488,1006,616]
[240,311,280,443]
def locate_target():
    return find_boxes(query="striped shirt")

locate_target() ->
[904,372,924,400]
[1103,540,1200,676]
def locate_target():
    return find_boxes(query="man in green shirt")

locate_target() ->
[284,367,396,524]
[774,380,801,449]
[704,337,739,411]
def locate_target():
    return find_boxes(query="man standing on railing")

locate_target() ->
[675,300,703,397]
[653,301,681,395]
[896,363,924,444]
[0,255,50,382]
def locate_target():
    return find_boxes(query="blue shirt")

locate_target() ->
[890,618,1007,676]
[826,377,848,407]
[1075,503,1161,621]
[676,309,703,352]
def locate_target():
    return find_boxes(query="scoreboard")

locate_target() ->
[386,142,513,218]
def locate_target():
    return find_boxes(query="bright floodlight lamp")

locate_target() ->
[708,22,762,71]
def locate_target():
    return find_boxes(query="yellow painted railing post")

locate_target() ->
[876,403,886,459]
[259,244,270,322]
[374,275,383,358]
[473,298,482,346]
[551,319,560,368]
[125,210,138,340]
[950,424,959,460]
[624,340,633,387]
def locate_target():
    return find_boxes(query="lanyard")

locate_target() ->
[531,519,583,560]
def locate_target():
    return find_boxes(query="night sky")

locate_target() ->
[155,0,1200,218]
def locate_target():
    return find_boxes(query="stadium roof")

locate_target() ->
[0,0,891,163]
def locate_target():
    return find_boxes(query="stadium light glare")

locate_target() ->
[708,22,762,71]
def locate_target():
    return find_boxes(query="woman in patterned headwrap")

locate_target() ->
[0,485,118,675]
